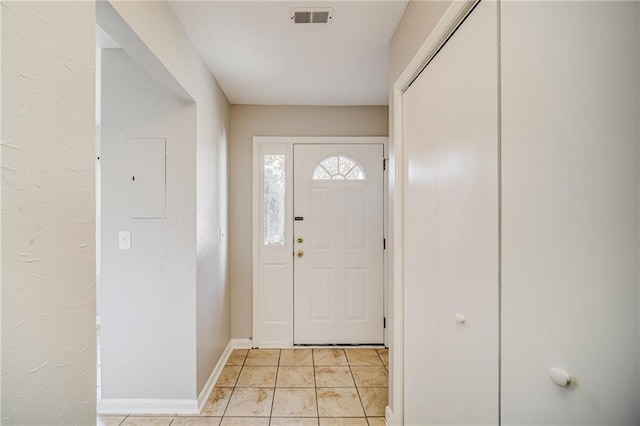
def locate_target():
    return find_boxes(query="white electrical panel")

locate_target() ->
[123,138,167,219]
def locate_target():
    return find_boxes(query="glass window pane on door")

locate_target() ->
[264,154,286,246]
[312,155,367,181]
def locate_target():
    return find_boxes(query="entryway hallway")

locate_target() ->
[97,348,389,426]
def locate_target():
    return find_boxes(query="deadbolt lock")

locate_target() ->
[296,250,304,257]
[297,237,304,243]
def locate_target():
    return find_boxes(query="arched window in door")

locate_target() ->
[311,154,367,181]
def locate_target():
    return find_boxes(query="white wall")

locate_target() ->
[100,49,197,400]
[1,2,96,423]
[99,0,231,395]
[229,105,389,339]
[500,2,639,423]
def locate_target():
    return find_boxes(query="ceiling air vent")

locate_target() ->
[290,8,333,25]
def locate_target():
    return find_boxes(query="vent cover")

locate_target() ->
[290,8,333,24]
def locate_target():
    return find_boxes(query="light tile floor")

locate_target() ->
[98,348,388,426]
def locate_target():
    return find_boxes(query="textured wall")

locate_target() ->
[229,105,388,339]
[1,1,96,424]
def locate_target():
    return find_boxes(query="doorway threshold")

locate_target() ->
[294,343,386,348]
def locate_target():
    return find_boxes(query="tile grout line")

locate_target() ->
[312,349,320,422]
[375,348,388,373]
[220,350,246,419]
[346,351,370,419]
[369,348,390,423]
[268,349,281,420]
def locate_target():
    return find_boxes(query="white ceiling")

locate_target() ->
[169,1,408,106]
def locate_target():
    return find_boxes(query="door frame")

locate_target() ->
[390,1,479,424]
[252,136,388,348]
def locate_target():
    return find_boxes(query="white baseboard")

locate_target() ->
[385,405,393,426]
[197,340,234,412]
[97,398,198,415]
[231,338,253,349]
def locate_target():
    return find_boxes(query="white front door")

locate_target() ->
[293,144,384,344]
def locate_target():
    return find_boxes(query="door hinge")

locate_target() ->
[384,317,387,329]
[383,238,386,250]
[383,158,387,171]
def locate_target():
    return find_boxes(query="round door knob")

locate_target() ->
[549,367,572,387]
[455,313,466,324]
[296,250,304,257]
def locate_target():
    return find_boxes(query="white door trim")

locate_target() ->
[252,136,388,348]
[390,1,479,424]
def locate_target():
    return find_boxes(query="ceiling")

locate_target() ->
[169,1,408,106]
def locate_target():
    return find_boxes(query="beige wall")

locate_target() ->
[229,105,388,338]
[389,1,451,86]
[2,2,96,423]
[388,1,451,421]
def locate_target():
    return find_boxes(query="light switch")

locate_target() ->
[119,231,131,250]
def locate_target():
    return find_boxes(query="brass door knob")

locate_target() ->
[296,250,304,257]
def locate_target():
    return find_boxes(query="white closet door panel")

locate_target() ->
[501,2,639,424]
[404,81,439,424]
[403,1,499,424]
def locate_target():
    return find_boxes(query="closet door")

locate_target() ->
[403,1,499,424]
[501,2,640,424]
